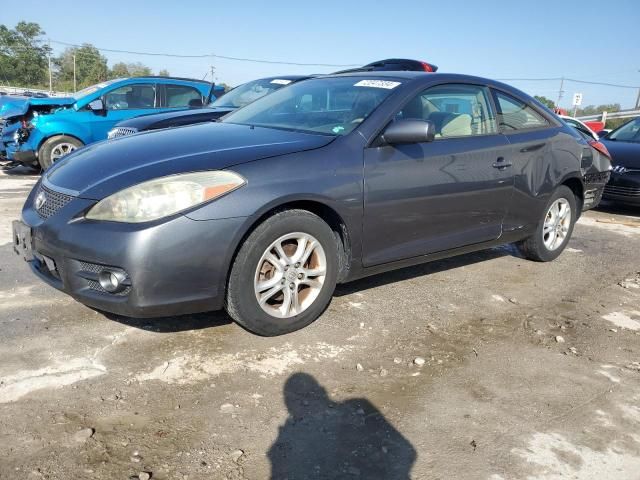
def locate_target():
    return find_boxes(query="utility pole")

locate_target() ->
[632,69,640,110]
[556,77,564,110]
[73,54,77,93]
[210,65,216,83]
[48,39,52,93]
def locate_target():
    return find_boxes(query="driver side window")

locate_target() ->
[104,84,157,110]
[397,84,497,138]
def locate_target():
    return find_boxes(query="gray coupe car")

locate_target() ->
[14,72,610,335]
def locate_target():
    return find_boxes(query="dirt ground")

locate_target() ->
[1,167,639,480]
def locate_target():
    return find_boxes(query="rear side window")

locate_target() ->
[166,85,203,108]
[104,84,156,110]
[494,91,549,131]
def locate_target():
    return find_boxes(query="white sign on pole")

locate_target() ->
[572,93,583,106]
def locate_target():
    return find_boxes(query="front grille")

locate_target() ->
[584,171,610,184]
[604,184,640,197]
[35,184,75,220]
[108,127,138,139]
[79,261,104,274]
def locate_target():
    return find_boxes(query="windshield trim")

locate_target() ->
[223,121,338,137]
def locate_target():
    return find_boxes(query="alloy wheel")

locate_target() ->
[254,232,327,318]
[50,143,77,162]
[542,198,571,251]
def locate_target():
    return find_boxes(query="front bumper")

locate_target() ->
[13,148,38,164]
[17,184,248,318]
[603,172,640,206]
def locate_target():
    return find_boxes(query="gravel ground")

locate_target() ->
[1,167,639,480]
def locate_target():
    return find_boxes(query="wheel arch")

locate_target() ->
[225,199,353,294]
[560,174,585,215]
[37,132,85,153]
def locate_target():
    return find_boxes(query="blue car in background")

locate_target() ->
[1,76,213,169]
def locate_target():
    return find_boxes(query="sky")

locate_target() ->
[2,0,639,109]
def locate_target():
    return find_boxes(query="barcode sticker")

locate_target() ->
[354,80,401,89]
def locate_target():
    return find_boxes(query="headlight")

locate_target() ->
[85,171,245,223]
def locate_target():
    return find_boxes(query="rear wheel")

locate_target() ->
[516,185,577,262]
[38,135,83,170]
[226,210,338,336]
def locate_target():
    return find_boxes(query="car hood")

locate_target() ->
[0,96,28,119]
[601,139,640,168]
[114,106,235,129]
[1,96,75,120]
[46,121,335,199]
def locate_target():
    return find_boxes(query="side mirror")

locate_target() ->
[382,119,436,145]
[88,99,105,111]
[596,130,609,138]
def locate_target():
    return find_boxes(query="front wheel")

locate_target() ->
[516,185,577,262]
[226,210,339,336]
[38,135,83,170]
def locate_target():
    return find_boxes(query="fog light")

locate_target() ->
[98,269,128,293]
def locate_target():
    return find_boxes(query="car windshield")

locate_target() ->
[210,78,296,108]
[608,117,640,143]
[72,79,121,101]
[221,76,402,136]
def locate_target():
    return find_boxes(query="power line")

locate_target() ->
[5,42,639,89]
[497,77,640,89]
[48,40,360,68]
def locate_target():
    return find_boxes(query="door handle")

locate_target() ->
[492,157,512,169]
[520,142,546,153]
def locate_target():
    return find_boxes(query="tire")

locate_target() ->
[516,185,577,262]
[226,210,339,336]
[38,135,83,170]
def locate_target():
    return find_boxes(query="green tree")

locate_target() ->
[54,44,108,90]
[158,69,170,77]
[108,62,153,79]
[127,62,152,77]
[109,62,130,78]
[534,95,556,109]
[576,103,621,116]
[0,21,51,87]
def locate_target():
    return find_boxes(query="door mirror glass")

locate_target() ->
[88,99,104,111]
[382,119,435,144]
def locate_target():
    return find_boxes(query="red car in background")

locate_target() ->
[554,107,604,133]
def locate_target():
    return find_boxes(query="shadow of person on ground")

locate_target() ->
[268,373,416,480]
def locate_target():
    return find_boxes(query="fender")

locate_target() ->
[27,117,91,154]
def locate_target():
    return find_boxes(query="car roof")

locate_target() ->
[325,71,518,88]
[128,76,212,84]
[316,72,548,108]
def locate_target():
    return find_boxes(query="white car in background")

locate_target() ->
[560,115,599,140]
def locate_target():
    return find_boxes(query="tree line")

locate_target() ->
[0,21,171,92]
[534,95,627,129]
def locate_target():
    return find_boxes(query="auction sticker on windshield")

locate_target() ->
[354,80,401,89]
[270,79,292,85]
